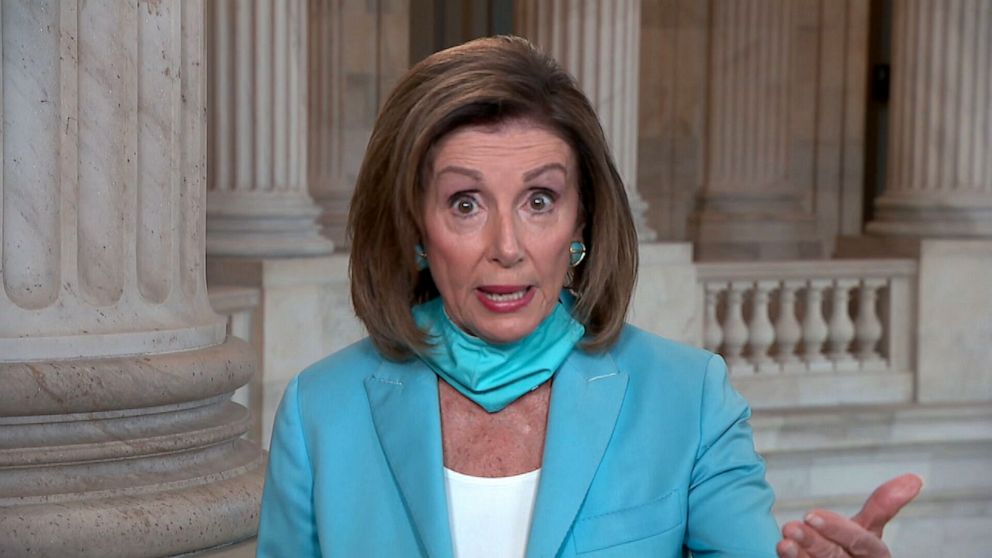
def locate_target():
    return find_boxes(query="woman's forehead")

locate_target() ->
[427,119,577,174]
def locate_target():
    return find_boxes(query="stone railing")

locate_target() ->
[696,259,917,409]
[209,285,262,441]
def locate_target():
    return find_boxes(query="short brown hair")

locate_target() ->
[348,36,638,360]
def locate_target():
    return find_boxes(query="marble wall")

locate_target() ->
[916,240,992,403]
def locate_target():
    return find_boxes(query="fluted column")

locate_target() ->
[206,0,333,256]
[689,0,825,260]
[868,0,992,237]
[516,0,656,241]
[308,0,409,249]
[0,1,263,555]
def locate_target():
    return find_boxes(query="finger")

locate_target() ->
[779,522,814,558]
[783,520,846,558]
[777,537,812,558]
[805,510,889,557]
[852,473,923,537]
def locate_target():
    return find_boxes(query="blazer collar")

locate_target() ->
[526,348,628,558]
[365,358,454,558]
[364,349,628,558]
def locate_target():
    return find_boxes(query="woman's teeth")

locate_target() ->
[483,289,527,302]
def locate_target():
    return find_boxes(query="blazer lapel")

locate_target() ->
[526,350,629,558]
[365,359,453,558]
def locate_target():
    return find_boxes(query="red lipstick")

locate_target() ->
[475,285,535,313]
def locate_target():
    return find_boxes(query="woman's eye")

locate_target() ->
[528,192,554,212]
[451,195,478,216]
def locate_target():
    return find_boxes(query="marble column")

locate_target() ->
[867,0,992,237]
[515,0,657,241]
[0,1,263,556]
[688,0,827,260]
[698,0,814,258]
[206,0,333,257]
[308,0,409,249]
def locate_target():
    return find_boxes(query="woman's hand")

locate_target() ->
[776,473,923,558]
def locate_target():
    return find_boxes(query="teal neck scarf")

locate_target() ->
[412,293,585,413]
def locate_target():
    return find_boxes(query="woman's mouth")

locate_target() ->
[482,289,527,302]
[475,286,535,312]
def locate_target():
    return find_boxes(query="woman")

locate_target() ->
[257,36,919,557]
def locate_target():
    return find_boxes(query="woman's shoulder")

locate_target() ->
[609,323,717,372]
[605,324,751,432]
[602,323,734,400]
[294,337,392,391]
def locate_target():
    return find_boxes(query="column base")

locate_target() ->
[0,340,264,557]
[207,256,365,448]
[1,463,264,558]
[206,192,334,258]
[314,193,351,251]
[867,195,992,238]
[195,536,257,557]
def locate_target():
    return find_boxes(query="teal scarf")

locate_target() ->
[412,293,585,413]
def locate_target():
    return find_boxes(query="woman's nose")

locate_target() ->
[489,211,524,267]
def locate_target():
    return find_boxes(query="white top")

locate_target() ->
[444,467,542,558]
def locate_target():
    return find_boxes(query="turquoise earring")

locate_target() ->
[569,241,587,267]
[415,244,428,270]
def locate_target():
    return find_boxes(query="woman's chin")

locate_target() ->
[472,321,540,345]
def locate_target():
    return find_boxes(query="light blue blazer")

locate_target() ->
[256,325,779,557]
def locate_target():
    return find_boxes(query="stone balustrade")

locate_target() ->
[696,259,917,408]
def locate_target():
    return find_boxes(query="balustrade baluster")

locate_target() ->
[855,278,886,370]
[723,281,754,374]
[802,279,831,372]
[703,282,726,353]
[827,279,858,371]
[748,280,778,373]
[775,280,804,372]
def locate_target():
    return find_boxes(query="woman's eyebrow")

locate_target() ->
[435,165,482,181]
[523,162,567,181]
